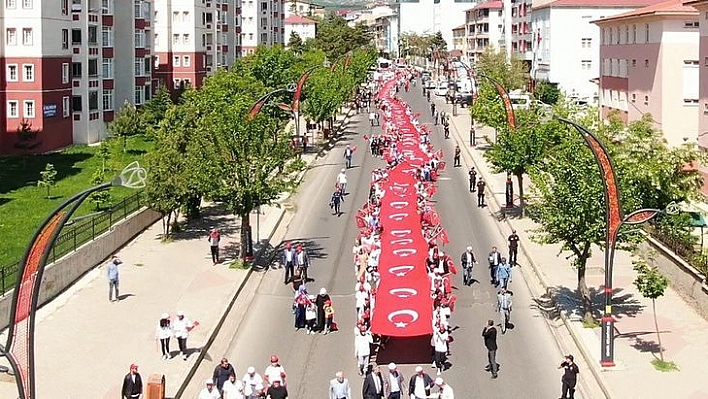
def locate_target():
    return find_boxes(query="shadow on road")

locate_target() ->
[375,335,435,365]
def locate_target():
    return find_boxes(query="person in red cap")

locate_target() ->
[264,354,287,387]
[121,364,143,399]
[295,244,310,282]
[280,242,296,284]
[207,227,221,265]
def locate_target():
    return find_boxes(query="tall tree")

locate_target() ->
[633,255,669,363]
[141,86,173,137]
[313,13,373,60]
[108,100,144,152]
[241,45,299,90]
[287,32,305,54]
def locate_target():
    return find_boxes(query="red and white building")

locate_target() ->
[686,0,708,149]
[0,0,155,155]
[240,0,285,56]
[284,14,316,44]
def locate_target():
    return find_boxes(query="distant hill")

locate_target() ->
[304,0,368,10]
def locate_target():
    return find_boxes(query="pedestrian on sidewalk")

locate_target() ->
[434,377,455,399]
[173,311,195,360]
[468,167,477,192]
[156,313,173,360]
[559,355,580,399]
[476,180,486,207]
[355,325,373,375]
[497,288,513,334]
[460,246,477,286]
[281,242,296,285]
[295,244,311,281]
[330,189,344,216]
[496,258,512,289]
[408,366,434,399]
[121,364,143,399]
[106,256,122,302]
[344,145,354,168]
[508,230,519,265]
[482,320,499,379]
[213,358,236,394]
[329,371,352,399]
[488,247,502,286]
[453,145,461,167]
[444,124,450,139]
[208,228,221,265]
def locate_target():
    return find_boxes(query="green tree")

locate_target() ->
[302,67,351,133]
[37,163,57,199]
[185,69,303,260]
[288,32,304,54]
[96,141,112,173]
[534,80,561,105]
[141,86,173,137]
[108,100,144,152]
[88,169,111,210]
[242,45,299,90]
[633,255,670,363]
[312,13,373,60]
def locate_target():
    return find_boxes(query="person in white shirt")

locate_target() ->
[329,371,352,399]
[198,379,221,399]
[408,366,434,399]
[263,355,287,387]
[155,313,173,360]
[354,326,373,375]
[432,326,449,375]
[222,373,244,399]
[433,377,454,399]
[336,169,348,194]
[242,366,264,397]
[172,311,194,360]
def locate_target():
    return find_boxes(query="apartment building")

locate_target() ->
[452,24,466,61]
[399,0,473,48]
[686,0,708,149]
[284,14,316,44]
[240,0,285,56]
[0,0,155,155]
[595,0,699,146]
[283,0,324,18]
[464,1,504,64]
[153,0,241,95]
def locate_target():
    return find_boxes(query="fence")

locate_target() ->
[0,191,146,296]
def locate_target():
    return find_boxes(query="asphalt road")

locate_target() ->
[221,87,567,398]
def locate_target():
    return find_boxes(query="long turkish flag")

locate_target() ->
[371,168,433,337]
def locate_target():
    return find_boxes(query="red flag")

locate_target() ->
[351,146,357,153]
[435,149,444,159]
[429,209,441,226]
[440,228,450,246]
[363,134,369,141]
[438,161,446,171]
[356,215,367,229]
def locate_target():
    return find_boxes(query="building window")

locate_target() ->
[645,23,649,43]
[6,28,17,45]
[134,86,144,105]
[102,58,113,78]
[89,91,99,111]
[631,93,636,103]
[173,56,180,67]
[644,95,649,105]
[183,55,191,67]
[62,29,69,49]
[581,38,591,48]
[72,28,82,45]
[608,28,613,45]
[581,60,592,70]
[63,96,70,117]
[154,55,159,68]
[72,62,82,78]
[88,26,98,45]
[684,60,699,103]
[684,21,699,28]
[22,0,32,8]
[23,64,34,81]
[23,100,35,118]
[632,24,636,43]
[6,0,16,8]
[88,59,98,77]
[72,95,82,112]
[22,28,32,45]
[183,34,190,44]
[705,56,708,66]
[102,26,113,47]
[144,30,151,49]
[615,26,620,44]
[134,0,144,18]
[135,30,145,48]
[632,59,637,67]
[645,59,649,68]
[134,58,145,76]
[62,63,70,83]
[182,11,189,22]
[173,79,181,89]
[173,34,179,45]
[6,64,18,82]
[7,101,19,118]
[624,25,629,43]
[61,0,68,14]
[102,0,113,14]
[102,89,114,110]
[183,79,192,88]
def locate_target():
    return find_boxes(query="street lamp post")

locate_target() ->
[2,162,146,399]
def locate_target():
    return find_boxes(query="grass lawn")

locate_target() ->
[0,136,153,270]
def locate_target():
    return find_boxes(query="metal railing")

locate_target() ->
[0,191,145,296]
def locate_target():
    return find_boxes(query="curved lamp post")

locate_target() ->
[2,161,147,399]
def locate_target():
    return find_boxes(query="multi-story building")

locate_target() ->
[240,0,285,56]
[283,0,324,18]
[451,24,467,61]
[594,0,699,146]
[0,0,155,155]
[531,0,660,102]
[686,0,708,149]
[153,0,240,95]
[464,1,504,64]
[399,0,474,48]
[284,14,316,44]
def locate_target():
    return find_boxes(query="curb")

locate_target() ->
[173,207,286,398]
[448,113,614,399]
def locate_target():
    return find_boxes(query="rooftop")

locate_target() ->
[452,24,466,30]
[593,0,698,23]
[466,0,503,12]
[534,0,662,9]
[284,15,318,24]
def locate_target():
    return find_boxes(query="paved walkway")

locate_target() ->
[0,108,353,399]
[437,97,708,399]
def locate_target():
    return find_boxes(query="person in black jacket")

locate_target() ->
[559,354,580,399]
[482,320,499,379]
[460,246,477,286]
[362,364,384,399]
[121,364,143,399]
[408,366,434,399]
[213,357,236,393]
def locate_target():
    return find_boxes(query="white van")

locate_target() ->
[434,82,449,97]
[509,91,531,110]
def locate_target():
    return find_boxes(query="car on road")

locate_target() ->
[454,91,473,106]
[425,79,437,89]
[434,82,449,97]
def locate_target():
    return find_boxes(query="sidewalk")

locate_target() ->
[442,100,708,399]
[0,107,354,399]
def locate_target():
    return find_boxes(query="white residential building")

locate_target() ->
[283,0,324,18]
[464,1,504,64]
[284,14,316,43]
[530,0,663,100]
[399,0,474,48]
[240,0,285,56]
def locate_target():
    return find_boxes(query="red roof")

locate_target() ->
[535,0,662,9]
[284,15,317,24]
[593,0,697,23]
[452,24,466,31]
[470,1,502,11]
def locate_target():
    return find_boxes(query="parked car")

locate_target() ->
[425,79,437,89]
[434,82,449,96]
[454,91,473,106]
